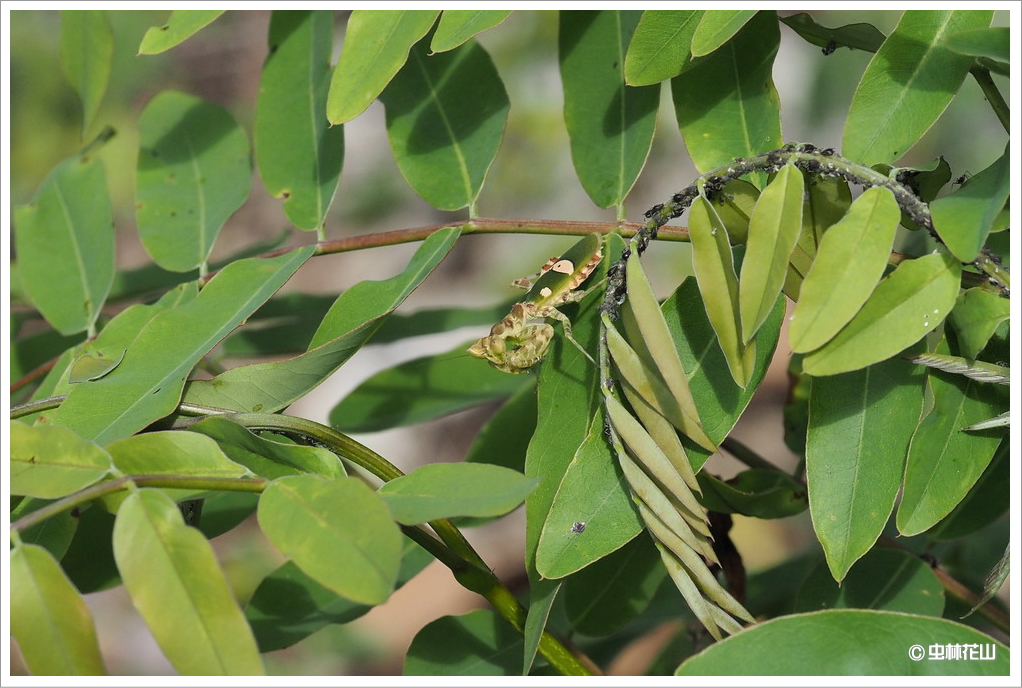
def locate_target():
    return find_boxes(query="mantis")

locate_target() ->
[467,233,604,374]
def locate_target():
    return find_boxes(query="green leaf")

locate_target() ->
[138,10,224,54]
[246,539,432,652]
[662,271,783,467]
[946,26,1009,63]
[255,10,344,232]
[14,155,114,335]
[330,345,528,433]
[739,163,804,342]
[311,227,461,348]
[51,248,313,444]
[380,37,508,211]
[710,178,760,244]
[677,610,1009,675]
[948,288,1011,359]
[327,10,440,124]
[897,367,1005,536]
[621,250,713,450]
[806,352,925,581]
[690,10,756,56]
[11,498,79,560]
[182,228,459,414]
[536,408,643,579]
[523,235,621,673]
[796,549,944,615]
[23,284,197,426]
[563,534,666,636]
[106,430,251,477]
[430,10,512,52]
[101,430,252,511]
[696,469,807,520]
[68,349,125,383]
[11,543,106,676]
[136,90,252,272]
[464,382,537,472]
[930,148,1010,262]
[966,543,1009,619]
[928,438,1008,541]
[560,10,659,209]
[779,12,886,52]
[113,489,263,675]
[379,463,538,525]
[624,10,702,86]
[60,10,113,136]
[842,10,993,165]
[688,196,751,387]
[258,475,403,606]
[59,507,120,594]
[405,610,523,676]
[672,11,781,185]
[801,252,962,376]
[785,174,853,300]
[188,417,345,480]
[789,186,900,353]
[10,421,113,499]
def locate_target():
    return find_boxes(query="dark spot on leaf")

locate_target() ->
[28,455,37,464]
[71,507,81,518]
[281,191,291,199]
[612,61,618,69]
[571,521,586,534]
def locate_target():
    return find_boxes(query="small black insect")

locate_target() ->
[954,172,971,185]
[644,203,664,219]
[571,521,587,534]
[820,147,835,156]
[822,39,837,56]
[802,143,816,154]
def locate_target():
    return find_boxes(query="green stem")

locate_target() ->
[172,405,594,675]
[720,437,787,474]
[970,66,1010,134]
[11,474,267,533]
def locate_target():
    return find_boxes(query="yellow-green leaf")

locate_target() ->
[789,187,900,353]
[739,163,804,343]
[11,543,106,675]
[689,196,753,387]
[113,489,264,675]
[258,475,403,606]
[138,10,224,55]
[60,10,113,136]
[802,252,962,376]
[10,421,113,499]
[327,10,440,124]
[430,10,511,52]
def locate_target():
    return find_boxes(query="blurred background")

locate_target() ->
[8,9,1011,675]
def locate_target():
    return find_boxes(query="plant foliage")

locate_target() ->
[8,8,1011,677]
